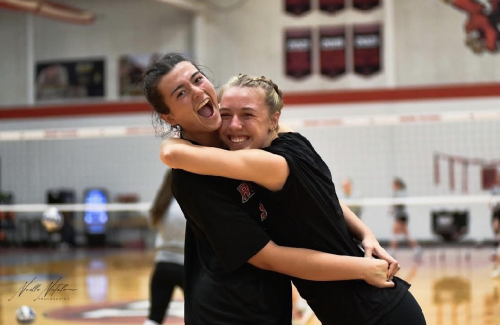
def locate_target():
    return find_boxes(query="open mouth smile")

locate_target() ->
[197,98,215,118]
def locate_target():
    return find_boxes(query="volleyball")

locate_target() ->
[15,305,36,324]
[41,207,64,232]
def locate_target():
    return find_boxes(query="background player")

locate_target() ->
[388,177,423,259]
[144,169,185,325]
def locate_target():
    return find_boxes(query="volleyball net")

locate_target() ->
[1,106,499,244]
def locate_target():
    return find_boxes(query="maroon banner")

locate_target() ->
[481,166,497,190]
[319,26,346,78]
[352,0,381,11]
[284,0,311,16]
[319,0,345,14]
[353,24,382,76]
[285,29,312,79]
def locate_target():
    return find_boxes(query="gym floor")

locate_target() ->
[0,246,498,325]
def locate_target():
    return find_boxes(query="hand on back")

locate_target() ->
[362,259,395,288]
[361,236,400,280]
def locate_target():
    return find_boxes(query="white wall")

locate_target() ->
[0,10,28,106]
[394,0,500,85]
[0,0,192,106]
[202,0,387,91]
[202,0,500,90]
[1,0,499,105]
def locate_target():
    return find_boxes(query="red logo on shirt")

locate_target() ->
[237,182,255,203]
[259,202,268,221]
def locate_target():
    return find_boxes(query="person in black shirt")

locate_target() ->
[143,54,395,325]
[161,74,427,325]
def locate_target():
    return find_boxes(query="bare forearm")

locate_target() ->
[249,241,368,281]
[163,143,226,174]
[341,201,373,240]
[160,140,288,190]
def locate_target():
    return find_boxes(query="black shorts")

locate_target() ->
[492,208,500,223]
[395,211,408,223]
[377,291,426,325]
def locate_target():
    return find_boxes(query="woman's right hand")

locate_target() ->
[362,259,395,288]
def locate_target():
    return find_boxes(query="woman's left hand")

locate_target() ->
[361,235,400,280]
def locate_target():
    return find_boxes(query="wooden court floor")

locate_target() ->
[1,247,499,325]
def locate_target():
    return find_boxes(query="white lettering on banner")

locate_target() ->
[287,39,311,51]
[354,35,380,49]
[321,37,345,50]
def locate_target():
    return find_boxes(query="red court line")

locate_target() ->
[2,83,500,120]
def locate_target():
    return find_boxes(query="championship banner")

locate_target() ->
[35,59,105,101]
[319,26,347,78]
[284,28,312,79]
[352,0,381,11]
[284,0,311,16]
[353,24,382,76]
[319,0,345,14]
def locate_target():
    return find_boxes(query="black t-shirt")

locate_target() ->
[172,169,292,325]
[259,132,410,325]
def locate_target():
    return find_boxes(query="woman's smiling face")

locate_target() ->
[158,61,221,138]
[219,86,279,151]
